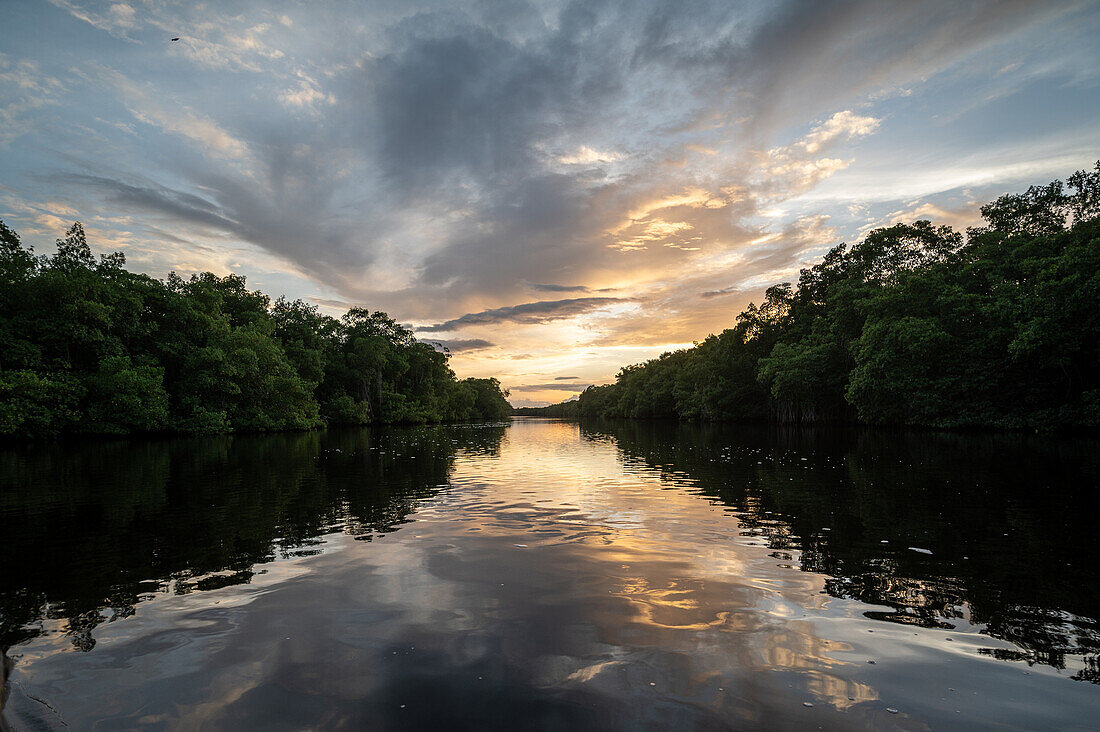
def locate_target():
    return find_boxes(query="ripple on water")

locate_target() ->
[2,420,1099,730]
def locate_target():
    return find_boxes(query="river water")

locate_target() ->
[1,418,1098,730]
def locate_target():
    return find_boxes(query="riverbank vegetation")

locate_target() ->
[572,164,1100,430]
[0,222,511,438]
[513,401,580,418]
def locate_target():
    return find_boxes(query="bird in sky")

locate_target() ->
[171,37,180,41]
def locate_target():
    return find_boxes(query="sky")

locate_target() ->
[2,0,1099,406]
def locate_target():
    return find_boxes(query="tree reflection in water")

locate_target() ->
[579,420,1100,682]
[0,423,507,653]
[2,418,1097,691]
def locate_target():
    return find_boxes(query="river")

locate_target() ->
[1,418,1098,730]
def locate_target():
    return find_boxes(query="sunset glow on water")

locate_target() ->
[3,420,1098,729]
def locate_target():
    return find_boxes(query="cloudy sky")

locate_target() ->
[2,0,1099,405]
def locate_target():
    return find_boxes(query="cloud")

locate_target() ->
[5,0,1094,401]
[609,218,696,252]
[308,296,354,310]
[416,297,626,332]
[0,55,64,145]
[621,187,735,225]
[49,168,364,288]
[797,111,881,154]
[589,214,837,347]
[165,19,287,72]
[508,397,557,408]
[419,338,494,353]
[46,0,140,41]
[524,282,591,293]
[130,105,250,162]
[361,23,564,192]
[278,71,335,112]
[755,111,883,197]
[554,376,581,380]
[0,55,64,96]
[66,174,237,230]
[89,66,254,164]
[556,146,625,165]
[724,0,1067,138]
[508,382,592,393]
[34,0,1080,319]
[699,286,742,299]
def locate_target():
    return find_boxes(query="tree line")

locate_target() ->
[570,163,1100,430]
[513,401,580,418]
[0,222,512,438]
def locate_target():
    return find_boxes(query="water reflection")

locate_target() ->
[580,420,1100,681]
[0,424,507,652]
[2,419,1099,730]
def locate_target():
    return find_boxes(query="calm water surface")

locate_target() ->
[2,418,1099,730]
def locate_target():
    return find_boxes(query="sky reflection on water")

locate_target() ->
[2,419,1099,730]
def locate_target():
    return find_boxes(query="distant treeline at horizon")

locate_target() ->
[526,163,1100,430]
[0,222,511,438]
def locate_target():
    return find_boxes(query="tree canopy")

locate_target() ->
[573,163,1100,430]
[0,222,511,438]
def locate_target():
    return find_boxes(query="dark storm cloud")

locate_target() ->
[416,297,625,332]
[419,338,495,352]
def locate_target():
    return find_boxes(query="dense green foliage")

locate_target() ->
[0,222,511,438]
[577,164,1100,430]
